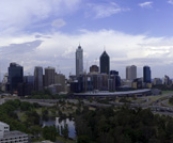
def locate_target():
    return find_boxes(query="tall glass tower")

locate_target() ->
[76,45,83,76]
[8,63,23,93]
[143,66,151,83]
[100,51,110,74]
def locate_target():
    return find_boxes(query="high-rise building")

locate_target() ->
[34,66,43,91]
[44,67,55,87]
[126,65,137,80]
[76,45,83,76]
[108,70,121,91]
[55,73,66,91]
[143,66,151,83]
[89,65,99,73]
[8,63,23,94]
[100,51,110,74]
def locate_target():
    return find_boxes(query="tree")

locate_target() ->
[63,123,69,139]
[43,126,57,142]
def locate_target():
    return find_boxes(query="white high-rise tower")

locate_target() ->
[126,65,137,80]
[76,45,83,76]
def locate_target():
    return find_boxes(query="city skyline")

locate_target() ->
[0,0,173,79]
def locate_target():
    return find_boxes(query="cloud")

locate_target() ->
[139,1,153,8]
[51,19,66,29]
[168,0,173,5]
[1,29,173,78]
[0,0,80,34]
[87,2,130,18]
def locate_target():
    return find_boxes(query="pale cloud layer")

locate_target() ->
[139,1,153,8]
[0,0,172,80]
[0,0,80,34]
[87,2,130,18]
[51,19,66,29]
[168,0,173,5]
[0,30,173,79]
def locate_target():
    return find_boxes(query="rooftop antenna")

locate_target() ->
[56,65,59,74]
[94,58,97,65]
[104,45,106,51]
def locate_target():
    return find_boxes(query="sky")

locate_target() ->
[0,0,173,80]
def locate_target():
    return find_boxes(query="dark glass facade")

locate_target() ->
[8,63,23,94]
[110,70,119,76]
[143,66,151,83]
[90,65,99,73]
[100,51,110,74]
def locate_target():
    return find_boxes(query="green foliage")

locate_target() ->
[169,97,173,105]
[25,110,40,125]
[42,126,57,141]
[75,107,173,143]
[41,108,49,121]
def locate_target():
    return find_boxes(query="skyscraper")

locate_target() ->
[44,67,55,87]
[100,51,110,74]
[143,66,151,83]
[126,65,137,80]
[34,66,43,91]
[8,63,23,94]
[76,45,83,76]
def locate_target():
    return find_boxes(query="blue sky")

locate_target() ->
[0,0,173,79]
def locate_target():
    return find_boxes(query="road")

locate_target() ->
[2,93,173,117]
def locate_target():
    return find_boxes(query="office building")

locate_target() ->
[44,67,55,87]
[164,75,171,85]
[126,65,137,80]
[55,73,66,91]
[0,121,28,143]
[100,51,110,74]
[153,78,162,85]
[8,63,23,94]
[89,65,99,73]
[34,66,43,91]
[108,70,121,91]
[76,45,83,76]
[1,73,8,92]
[110,70,119,76]
[143,66,151,83]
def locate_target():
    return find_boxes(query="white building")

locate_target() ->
[0,121,28,143]
[76,45,83,76]
[126,65,137,80]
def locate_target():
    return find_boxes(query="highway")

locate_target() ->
[1,93,173,116]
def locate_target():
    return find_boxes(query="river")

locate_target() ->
[42,117,76,139]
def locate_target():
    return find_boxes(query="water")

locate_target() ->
[42,117,76,139]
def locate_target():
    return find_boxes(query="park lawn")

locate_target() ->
[162,90,173,95]
[56,136,76,143]
[17,112,27,122]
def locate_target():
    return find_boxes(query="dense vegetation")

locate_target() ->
[0,99,70,142]
[2,99,173,143]
[169,97,173,105]
[75,106,173,143]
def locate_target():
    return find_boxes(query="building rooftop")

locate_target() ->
[0,121,9,127]
[74,89,151,96]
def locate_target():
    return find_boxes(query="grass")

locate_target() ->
[56,136,76,143]
[17,112,27,122]
[162,90,173,95]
